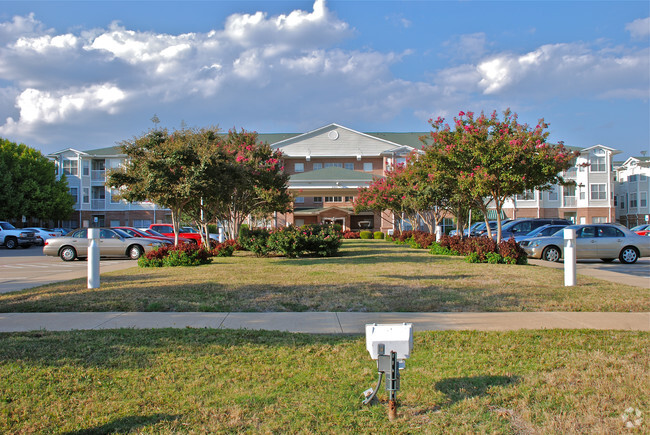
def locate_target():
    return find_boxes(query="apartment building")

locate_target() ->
[500,144,621,224]
[48,125,632,231]
[615,156,650,227]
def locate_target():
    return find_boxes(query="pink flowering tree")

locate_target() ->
[421,110,575,241]
[207,128,292,239]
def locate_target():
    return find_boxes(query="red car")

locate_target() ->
[630,224,650,236]
[113,226,190,245]
[149,224,218,247]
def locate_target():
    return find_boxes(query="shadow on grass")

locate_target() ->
[62,413,180,434]
[435,375,520,406]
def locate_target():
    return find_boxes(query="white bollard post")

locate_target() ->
[218,227,225,243]
[435,225,442,242]
[88,228,100,289]
[564,228,576,287]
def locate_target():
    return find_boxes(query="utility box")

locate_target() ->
[365,323,413,360]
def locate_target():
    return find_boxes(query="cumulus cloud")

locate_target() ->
[626,17,650,40]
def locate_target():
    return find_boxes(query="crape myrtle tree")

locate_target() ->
[209,129,292,239]
[421,110,575,242]
[107,128,215,245]
[0,138,74,224]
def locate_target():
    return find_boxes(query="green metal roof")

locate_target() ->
[365,132,427,149]
[290,167,378,182]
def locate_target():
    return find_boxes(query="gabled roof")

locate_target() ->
[290,167,377,182]
[46,148,89,158]
[616,156,650,169]
[270,123,418,158]
[578,144,621,155]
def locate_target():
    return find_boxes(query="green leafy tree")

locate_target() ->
[0,138,74,223]
[422,110,575,241]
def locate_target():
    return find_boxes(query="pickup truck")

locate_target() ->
[149,224,218,247]
[0,221,38,249]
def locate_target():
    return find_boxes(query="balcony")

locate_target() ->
[91,199,105,209]
[91,170,106,181]
[563,197,576,207]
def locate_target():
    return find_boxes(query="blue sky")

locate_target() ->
[0,1,648,159]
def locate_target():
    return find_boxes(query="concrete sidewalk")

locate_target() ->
[0,311,648,334]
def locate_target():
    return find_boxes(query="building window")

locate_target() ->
[63,160,78,176]
[133,219,151,228]
[620,195,626,209]
[590,156,606,172]
[640,174,648,181]
[82,188,89,204]
[345,196,354,202]
[110,220,121,227]
[590,184,606,200]
[396,157,406,167]
[629,193,637,209]
[363,162,373,171]
[324,196,342,202]
[313,163,322,170]
[629,174,638,182]
[547,186,558,201]
[324,163,343,168]
[516,190,535,201]
[344,163,354,170]
[592,217,607,223]
[641,192,647,208]
[294,163,304,173]
[69,187,78,203]
[294,196,304,204]
[82,160,90,176]
[313,197,323,203]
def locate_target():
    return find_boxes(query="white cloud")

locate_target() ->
[626,17,650,40]
[0,13,47,45]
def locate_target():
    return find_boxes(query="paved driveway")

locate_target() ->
[0,246,137,294]
[528,258,650,288]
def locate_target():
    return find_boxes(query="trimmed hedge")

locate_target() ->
[373,231,384,240]
[239,224,342,258]
[342,230,360,239]
[138,244,213,267]
[359,230,373,239]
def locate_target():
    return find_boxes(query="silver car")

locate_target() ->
[522,224,650,264]
[43,228,168,261]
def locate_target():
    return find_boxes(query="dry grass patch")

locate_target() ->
[0,240,648,312]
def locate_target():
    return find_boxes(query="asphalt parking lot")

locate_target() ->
[1,246,648,294]
[0,246,137,294]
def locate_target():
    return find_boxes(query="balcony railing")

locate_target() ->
[563,197,576,207]
[91,170,105,181]
[91,199,105,209]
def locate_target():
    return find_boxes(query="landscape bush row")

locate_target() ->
[138,240,238,267]
[389,230,528,265]
[238,224,342,258]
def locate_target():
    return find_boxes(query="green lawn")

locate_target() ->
[1,328,647,434]
[0,240,648,313]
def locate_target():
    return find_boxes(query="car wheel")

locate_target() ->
[619,246,639,264]
[542,246,561,262]
[5,237,17,249]
[600,258,615,263]
[60,246,77,261]
[128,245,143,260]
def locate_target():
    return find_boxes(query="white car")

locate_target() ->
[522,224,650,264]
[24,227,62,245]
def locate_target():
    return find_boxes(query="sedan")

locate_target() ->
[113,226,186,245]
[43,228,168,261]
[522,224,650,264]
[139,228,195,245]
[515,224,568,245]
[24,227,62,246]
[630,224,650,236]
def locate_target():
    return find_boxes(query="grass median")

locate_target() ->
[1,240,648,312]
[1,328,647,433]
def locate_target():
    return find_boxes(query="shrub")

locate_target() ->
[391,230,436,249]
[465,252,480,263]
[238,226,272,256]
[360,230,372,239]
[485,252,503,264]
[498,238,528,265]
[239,225,342,258]
[373,231,384,240]
[139,244,212,267]
[429,242,459,256]
[211,239,238,257]
[342,230,360,239]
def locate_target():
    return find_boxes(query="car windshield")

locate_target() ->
[146,229,165,237]
[630,224,648,231]
[0,222,16,230]
[113,228,133,238]
[180,227,199,233]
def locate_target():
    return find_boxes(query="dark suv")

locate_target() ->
[496,218,572,240]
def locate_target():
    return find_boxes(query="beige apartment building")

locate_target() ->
[48,123,629,232]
